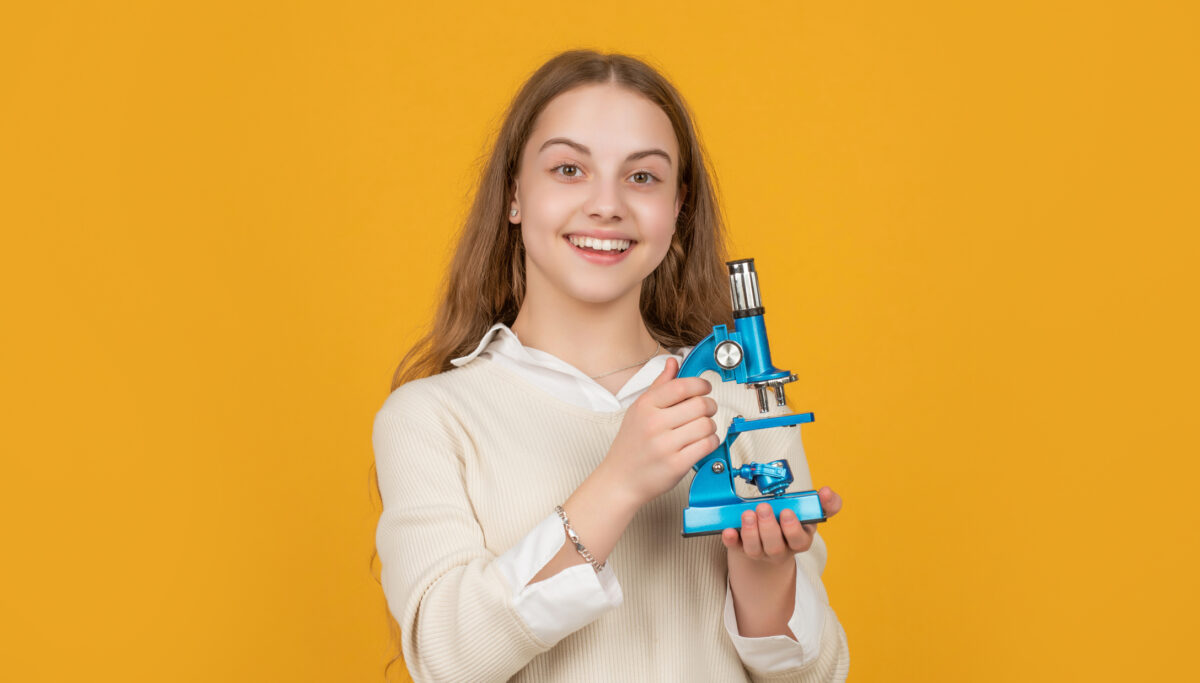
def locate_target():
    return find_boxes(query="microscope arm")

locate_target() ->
[677,331,717,380]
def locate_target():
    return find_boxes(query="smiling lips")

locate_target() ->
[564,234,635,264]
[566,234,633,253]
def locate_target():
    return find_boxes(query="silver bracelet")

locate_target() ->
[554,505,606,573]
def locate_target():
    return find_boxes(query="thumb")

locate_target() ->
[650,356,678,387]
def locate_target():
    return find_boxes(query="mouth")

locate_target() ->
[563,234,636,265]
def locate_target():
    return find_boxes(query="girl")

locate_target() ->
[371,50,849,682]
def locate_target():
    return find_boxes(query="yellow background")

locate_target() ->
[3,1,1196,681]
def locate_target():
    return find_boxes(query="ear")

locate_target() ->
[510,178,521,224]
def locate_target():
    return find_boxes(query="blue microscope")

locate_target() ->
[677,258,825,537]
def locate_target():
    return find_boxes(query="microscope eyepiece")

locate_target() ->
[726,258,765,319]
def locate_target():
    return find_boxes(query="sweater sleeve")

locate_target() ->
[373,389,554,682]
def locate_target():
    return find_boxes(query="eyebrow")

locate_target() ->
[538,137,673,167]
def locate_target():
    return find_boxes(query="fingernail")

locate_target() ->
[758,506,771,519]
[742,511,755,525]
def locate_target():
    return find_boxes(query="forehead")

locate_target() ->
[527,84,678,161]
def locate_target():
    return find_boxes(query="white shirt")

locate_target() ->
[449,322,826,672]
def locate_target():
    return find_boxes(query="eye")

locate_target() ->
[552,163,582,178]
[550,163,661,185]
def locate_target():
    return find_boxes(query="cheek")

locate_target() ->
[521,175,576,210]
[630,198,678,239]
[532,186,577,210]
[519,227,553,261]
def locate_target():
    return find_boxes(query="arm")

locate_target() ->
[726,495,840,638]
[721,400,851,681]
[721,535,839,674]
[725,517,850,683]
[374,359,717,680]
[526,461,641,584]
[489,481,637,644]
[373,387,648,682]
[724,499,850,682]
[525,356,721,585]
[374,398,550,682]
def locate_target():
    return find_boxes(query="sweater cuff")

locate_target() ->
[494,511,624,646]
[724,554,825,672]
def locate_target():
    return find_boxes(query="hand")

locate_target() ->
[595,356,718,509]
[722,486,843,568]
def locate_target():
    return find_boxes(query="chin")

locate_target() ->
[568,284,635,305]
[559,274,642,305]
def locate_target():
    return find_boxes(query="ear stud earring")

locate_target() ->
[510,209,518,217]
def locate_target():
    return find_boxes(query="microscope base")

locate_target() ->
[681,491,826,537]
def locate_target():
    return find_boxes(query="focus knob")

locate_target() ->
[714,340,743,370]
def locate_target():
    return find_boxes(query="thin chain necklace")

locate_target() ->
[588,339,664,380]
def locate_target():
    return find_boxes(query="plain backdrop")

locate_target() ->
[2,1,1197,681]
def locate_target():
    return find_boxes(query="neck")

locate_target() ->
[510,275,658,379]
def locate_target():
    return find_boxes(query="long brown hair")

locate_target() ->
[369,48,735,681]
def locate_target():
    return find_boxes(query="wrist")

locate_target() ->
[728,549,797,583]
[586,460,645,516]
[727,556,798,636]
[554,464,642,568]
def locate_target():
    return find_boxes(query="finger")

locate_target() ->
[739,510,763,558]
[819,486,843,517]
[780,508,811,552]
[663,395,718,430]
[652,377,712,409]
[667,415,718,452]
[649,357,678,389]
[755,503,787,557]
[675,432,721,469]
[721,528,740,552]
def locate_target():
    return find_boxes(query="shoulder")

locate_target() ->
[372,362,501,443]
[376,361,491,418]
[372,364,503,471]
[372,357,547,440]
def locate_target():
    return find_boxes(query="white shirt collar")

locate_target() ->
[449,322,518,368]
[450,322,693,412]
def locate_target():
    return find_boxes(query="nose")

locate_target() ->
[582,175,626,223]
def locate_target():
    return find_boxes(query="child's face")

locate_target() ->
[512,83,685,307]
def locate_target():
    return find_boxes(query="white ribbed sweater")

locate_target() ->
[373,356,850,682]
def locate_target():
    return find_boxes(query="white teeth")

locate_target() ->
[568,235,632,252]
